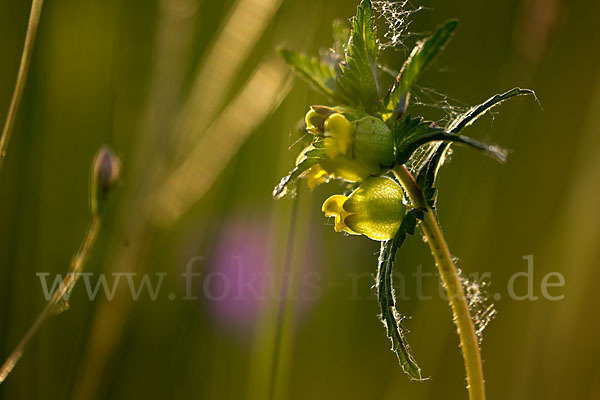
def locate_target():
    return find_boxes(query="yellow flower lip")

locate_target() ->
[321,177,406,241]
[324,113,354,158]
[305,106,338,134]
[322,194,359,235]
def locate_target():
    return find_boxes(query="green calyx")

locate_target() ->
[304,109,395,184]
[322,176,405,241]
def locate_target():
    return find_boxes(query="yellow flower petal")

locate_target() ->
[305,106,337,134]
[304,164,329,189]
[324,113,354,158]
[322,194,347,216]
[321,195,358,235]
[320,157,370,183]
[296,146,330,189]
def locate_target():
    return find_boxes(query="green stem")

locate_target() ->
[0,215,101,385]
[0,0,45,174]
[268,194,300,400]
[392,165,486,400]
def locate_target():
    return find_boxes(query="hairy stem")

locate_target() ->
[0,215,101,385]
[392,165,486,400]
[0,0,45,174]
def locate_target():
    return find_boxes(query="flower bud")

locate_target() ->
[91,146,121,216]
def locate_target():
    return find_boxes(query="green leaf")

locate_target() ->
[392,115,444,145]
[272,141,326,199]
[414,143,447,207]
[402,130,508,164]
[385,20,458,117]
[393,116,507,167]
[448,87,535,133]
[413,88,535,206]
[336,0,381,111]
[376,208,426,380]
[278,48,341,100]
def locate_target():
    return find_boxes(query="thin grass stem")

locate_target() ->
[0,212,101,385]
[0,0,45,174]
[268,193,300,400]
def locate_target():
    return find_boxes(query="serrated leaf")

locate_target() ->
[376,208,426,380]
[385,20,458,117]
[336,0,381,111]
[392,115,445,145]
[278,48,341,101]
[272,142,326,199]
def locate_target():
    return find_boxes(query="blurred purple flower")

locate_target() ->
[206,217,271,328]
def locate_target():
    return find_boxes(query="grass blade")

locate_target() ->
[0,147,119,384]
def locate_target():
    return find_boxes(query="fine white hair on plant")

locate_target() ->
[411,85,469,125]
[457,269,498,343]
[372,1,423,49]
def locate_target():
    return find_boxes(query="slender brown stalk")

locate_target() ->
[0,0,45,174]
[392,165,486,400]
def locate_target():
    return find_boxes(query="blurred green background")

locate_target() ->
[1,0,600,399]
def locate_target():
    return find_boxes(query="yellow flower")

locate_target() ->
[317,112,395,183]
[288,110,397,194]
[322,177,406,241]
